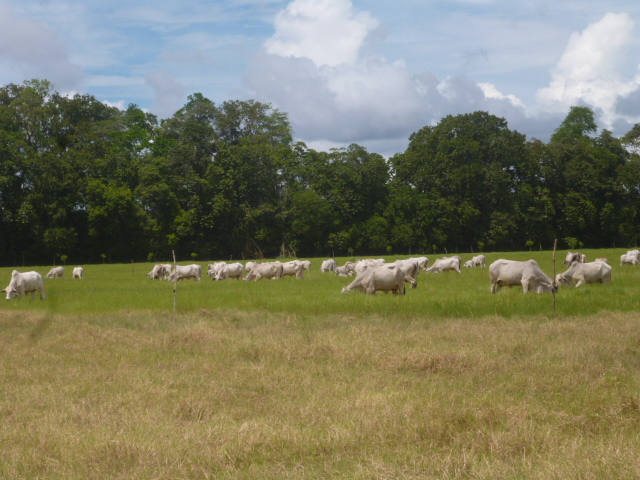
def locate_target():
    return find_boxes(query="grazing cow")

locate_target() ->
[394,258,420,288]
[244,262,284,281]
[489,259,556,294]
[556,261,612,288]
[161,264,173,280]
[426,256,462,274]
[413,256,429,271]
[45,266,64,279]
[354,258,385,274]
[147,264,166,280]
[215,262,244,280]
[2,270,46,300]
[464,255,486,268]
[334,265,351,277]
[167,264,202,281]
[320,259,336,272]
[564,252,586,266]
[72,267,84,279]
[300,260,311,271]
[207,261,226,278]
[342,264,406,296]
[620,253,640,266]
[281,260,305,279]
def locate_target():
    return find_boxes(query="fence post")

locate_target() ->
[172,250,177,312]
[552,238,558,313]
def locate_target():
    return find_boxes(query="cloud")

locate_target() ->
[264,0,380,67]
[0,0,84,89]
[248,0,532,155]
[145,71,187,118]
[537,12,640,128]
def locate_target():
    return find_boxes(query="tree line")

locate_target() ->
[1,79,639,266]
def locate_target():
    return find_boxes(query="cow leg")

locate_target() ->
[575,279,585,288]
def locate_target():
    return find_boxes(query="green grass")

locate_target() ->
[1,248,639,318]
[1,250,640,478]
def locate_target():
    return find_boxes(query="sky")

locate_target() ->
[1,0,640,157]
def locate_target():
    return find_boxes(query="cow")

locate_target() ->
[354,258,385,274]
[215,262,244,280]
[335,261,356,277]
[2,270,46,300]
[167,264,202,281]
[394,258,420,288]
[564,252,586,266]
[244,262,284,281]
[207,261,226,278]
[300,260,311,271]
[620,253,640,266]
[426,256,462,274]
[464,255,486,268]
[320,259,336,272]
[342,264,406,296]
[72,267,84,279]
[281,260,305,279]
[45,266,64,279]
[161,264,173,280]
[413,256,429,271]
[146,264,166,280]
[555,261,612,288]
[489,259,556,294]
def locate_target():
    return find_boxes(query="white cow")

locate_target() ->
[162,264,173,280]
[426,256,462,274]
[2,270,46,300]
[244,262,284,281]
[342,264,406,296]
[413,256,429,271]
[489,259,556,294]
[281,260,305,279]
[72,266,84,279]
[167,264,202,281]
[207,261,226,278]
[335,261,355,277]
[620,253,640,266]
[555,261,612,288]
[215,262,244,280]
[394,258,420,288]
[564,252,586,266]
[300,260,311,271]
[464,255,486,268]
[147,264,166,280]
[320,259,336,272]
[45,266,64,279]
[354,258,385,274]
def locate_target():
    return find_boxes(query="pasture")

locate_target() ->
[1,249,640,478]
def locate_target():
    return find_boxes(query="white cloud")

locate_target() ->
[248,0,531,155]
[0,0,84,89]
[145,71,187,118]
[537,12,640,127]
[264,0,380,67]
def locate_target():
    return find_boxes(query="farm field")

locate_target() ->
[1,249,640,478]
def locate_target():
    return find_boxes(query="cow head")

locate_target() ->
[1,286,18,300]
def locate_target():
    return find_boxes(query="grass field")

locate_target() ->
[1,249,640,478]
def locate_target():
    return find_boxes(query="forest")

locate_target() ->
[1,79,640,266]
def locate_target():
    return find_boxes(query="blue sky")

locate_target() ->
[1,0,640,156]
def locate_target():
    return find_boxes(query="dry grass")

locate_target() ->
[1,308,639,479]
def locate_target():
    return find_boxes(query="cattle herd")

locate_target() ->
[2,250,637,300]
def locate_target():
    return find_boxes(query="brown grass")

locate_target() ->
[1,309,639,479]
